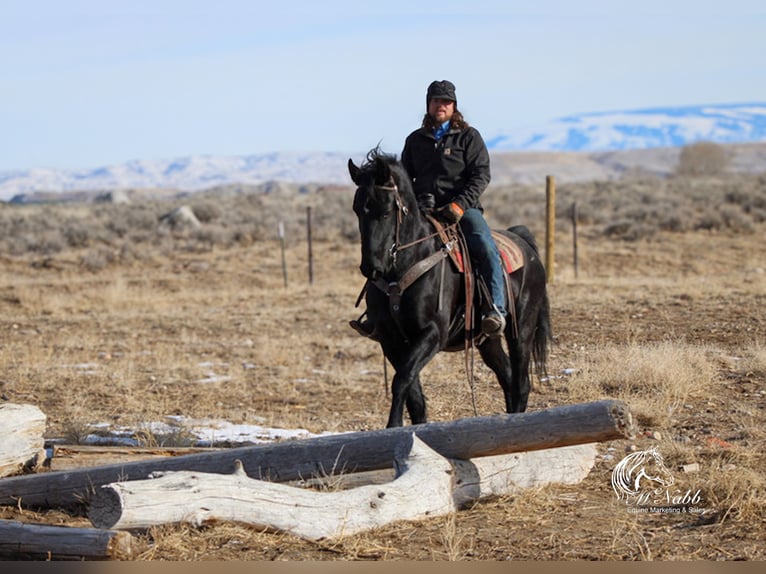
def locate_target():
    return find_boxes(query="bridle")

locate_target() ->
[374,180,452,267]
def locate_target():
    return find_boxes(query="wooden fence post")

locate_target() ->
[572,201,579,279]
[545,175,556,283]
[307,207,314,285]
[278,221,287,288]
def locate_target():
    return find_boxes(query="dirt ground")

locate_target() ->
[1,222,765,560]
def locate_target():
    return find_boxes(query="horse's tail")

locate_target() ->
[508,224,552,379]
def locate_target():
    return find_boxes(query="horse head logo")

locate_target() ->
[611,447,675,501]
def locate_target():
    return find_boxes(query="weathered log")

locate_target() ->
[89,437,597,540]
[48,444,218,471]
[0,399,633,509]
[0,403,46,478]
[0,519,135,560]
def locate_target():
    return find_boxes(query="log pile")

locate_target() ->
[0,399,633,508]
[0,399,635,558]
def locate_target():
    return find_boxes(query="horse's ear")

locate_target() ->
[348,159,361,185]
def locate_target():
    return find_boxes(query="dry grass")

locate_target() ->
[740,341,766,375]
[564,341,720,428]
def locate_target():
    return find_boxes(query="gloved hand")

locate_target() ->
[417,193,436,214]
[437,201,464,223]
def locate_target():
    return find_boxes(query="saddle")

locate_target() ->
[424,215,525,275]
[424,215,524,344]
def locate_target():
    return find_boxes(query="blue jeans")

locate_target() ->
[459,208,506,315]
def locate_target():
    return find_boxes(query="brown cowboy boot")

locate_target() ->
[481,309,506,338]
[349,314,379,340]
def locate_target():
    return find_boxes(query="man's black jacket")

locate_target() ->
[401,125,491,212]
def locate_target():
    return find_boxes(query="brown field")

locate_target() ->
[0,170,765,560]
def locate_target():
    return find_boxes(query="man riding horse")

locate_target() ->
[351,79,507,339]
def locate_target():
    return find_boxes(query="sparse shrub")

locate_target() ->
[748,207,766,223]
[135,423,197,447]
[80,247,117,271]
[695,210,724,231]
[188,226,230,250]
[119,204,162,232]
[719,204,754,233]
[741,342,766,376]
[190,201,223,223]
[105,217,130,238]
[604,220,633,237]
[675,141,730,177]
[29,230,65,255]
[64,225,90,248]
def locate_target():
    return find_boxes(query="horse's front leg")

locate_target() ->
[405,374,426,425]
[385,327,441,428]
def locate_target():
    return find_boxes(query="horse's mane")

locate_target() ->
[363,145,397,167]
[360,146,412,193]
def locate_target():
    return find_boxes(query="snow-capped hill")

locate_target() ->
[486,103,766,152]
[0,152,354,201]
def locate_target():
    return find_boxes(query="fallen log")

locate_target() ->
[48,444,218,472]
[0,399,634,509]
[0,519,135,560]
[0,404,46,478]
[89,437,597,540]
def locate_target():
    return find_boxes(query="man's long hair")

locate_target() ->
[421,108,469,131]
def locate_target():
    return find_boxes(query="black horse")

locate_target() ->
[349,149,552,428]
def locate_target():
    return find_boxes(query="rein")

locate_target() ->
[376,181,457,260]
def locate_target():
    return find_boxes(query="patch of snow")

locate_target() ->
[64,416,338,448]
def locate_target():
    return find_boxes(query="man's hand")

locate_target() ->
[417,193,436,214]
[437,202,464,223]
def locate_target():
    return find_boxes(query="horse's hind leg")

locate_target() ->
[477,338,515,413]
[506,322,535,412]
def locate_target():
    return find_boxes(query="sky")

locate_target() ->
[2,0,765,172]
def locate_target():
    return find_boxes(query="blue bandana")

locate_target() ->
[433,120,451,141]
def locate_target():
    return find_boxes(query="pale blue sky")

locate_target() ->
[2,0,764,171]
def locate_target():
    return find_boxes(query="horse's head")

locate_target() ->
[348,149,415,279]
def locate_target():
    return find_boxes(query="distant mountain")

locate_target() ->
[485,103,766,152]
[3,103,766,201]
[0,152,355,202]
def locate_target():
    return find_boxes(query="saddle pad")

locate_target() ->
[492,231,525,273]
